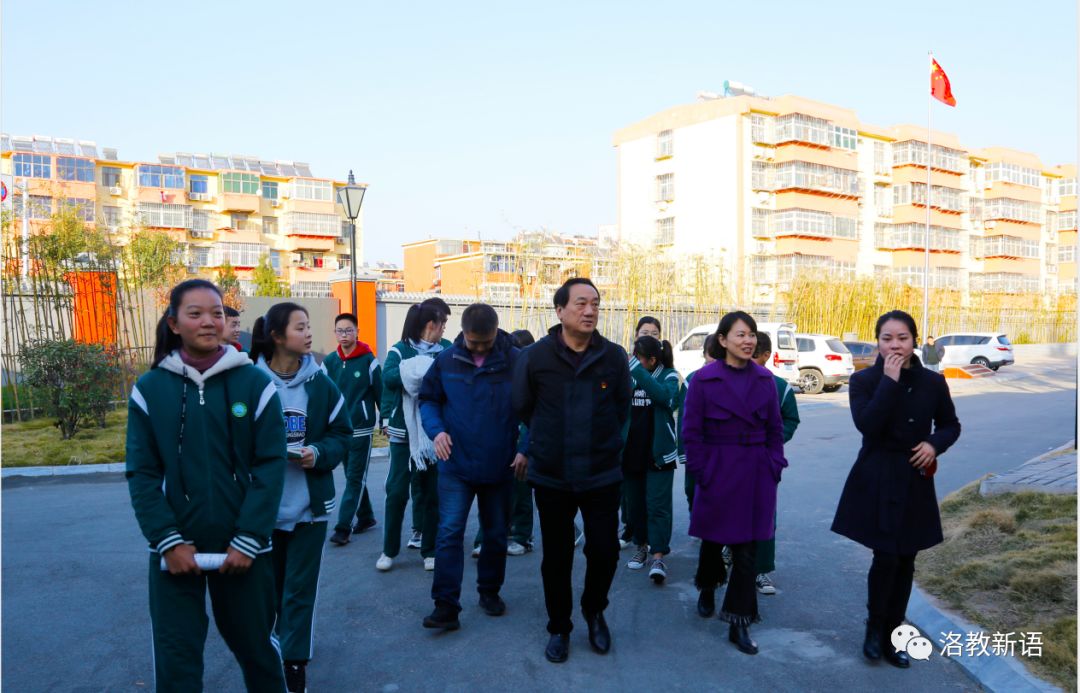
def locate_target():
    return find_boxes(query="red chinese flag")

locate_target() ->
[930,59,956,107]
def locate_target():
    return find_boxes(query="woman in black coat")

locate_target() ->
[831,310,960,669]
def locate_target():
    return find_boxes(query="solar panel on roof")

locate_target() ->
[55,140,76,154]
[33,138,54,153]
[294,163,313,177]
[260,161,279,175]
[212,156,230,169]
[176,154,194,167]
[78,142,98,157]
[12,138,33,151]
[102,148,118,160]
[1,135,11,153]
[194,155,211,169]
[279,163,297,176]
[159,155,176,164]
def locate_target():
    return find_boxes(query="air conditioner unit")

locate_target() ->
[109,186,123,196]
[186,264,199,274]
[188,192,210,201]
[271,200,282,208]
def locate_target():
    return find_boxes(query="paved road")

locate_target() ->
[3,356,1073,692]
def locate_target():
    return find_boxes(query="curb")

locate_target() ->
[2,448,392,480]
[908,586,1061,692]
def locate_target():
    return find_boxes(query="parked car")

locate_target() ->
[673,321,799,384]
[794,333,855,394]
[934,333,1014,371]
[843,341,879,371]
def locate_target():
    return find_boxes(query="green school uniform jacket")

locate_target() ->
[126,348,287,559]
[773,373,800,443]
[256,354,353,520]
[380,338,452,441]
[629,358,681,469]
[322,342,383,437]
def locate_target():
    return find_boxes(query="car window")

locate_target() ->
[936,336,952,346]
[826,339,850,353]
[776,331,796,350]
[844,342,861,355]
[997,335,1011,346]
[976,336,991,345]
[682,333,706,352]
[953,336,973,345]
[796,338,815,352]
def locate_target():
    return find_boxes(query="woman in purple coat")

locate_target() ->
[681,311,787,655]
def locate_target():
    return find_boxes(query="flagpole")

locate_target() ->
[923,51,933,343]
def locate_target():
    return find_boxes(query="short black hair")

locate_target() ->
[708,311,758,360]
[421,297,451,319]
[553,278,599,309]
[334,313,358,327]
[461,303,498,334]
[875,310,918,342]
[510,329,535,348]
[753,331,772,358]
[224,306,240,318]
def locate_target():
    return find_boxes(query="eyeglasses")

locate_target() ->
[335,328,357,336]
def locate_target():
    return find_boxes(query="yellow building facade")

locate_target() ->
[1,134,363,297]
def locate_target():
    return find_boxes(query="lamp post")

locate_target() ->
[336,170,367,316]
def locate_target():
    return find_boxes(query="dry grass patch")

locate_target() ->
[918,481,1076,691]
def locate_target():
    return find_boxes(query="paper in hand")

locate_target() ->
[159,552,228,571]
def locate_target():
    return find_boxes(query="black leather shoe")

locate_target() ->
[422,604,460,631]
[884,648,911,669]
[545,633,569,663]
[697,588,715,618]
[479,593,506,617]
[863,621,883,660]
[583,611,611,654]
[728,624,759,655]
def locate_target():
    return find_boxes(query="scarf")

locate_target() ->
[399,339,442,470]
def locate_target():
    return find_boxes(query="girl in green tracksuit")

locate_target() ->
[624,335,682,585]
[376,301,451,571]
[252,302,351,693]
[126,279,288,693]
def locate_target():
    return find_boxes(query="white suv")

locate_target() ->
[934,333,1014,371]
[673,322,799,384]
[794,334,855,394]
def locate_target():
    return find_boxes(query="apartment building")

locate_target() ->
[402,231,615,300]
[1,134,363,297]
[614,94,1076,304]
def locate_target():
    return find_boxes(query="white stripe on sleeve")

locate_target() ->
[131,385,149,416]
[254,381,277,420]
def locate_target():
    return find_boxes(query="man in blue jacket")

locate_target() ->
[419,303,527,631]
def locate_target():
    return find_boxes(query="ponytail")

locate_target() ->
[251,302,307,363]
[633,335,673,370]
[401,302,444,344]
[152,279,222,368]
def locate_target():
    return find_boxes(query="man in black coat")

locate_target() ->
[511,277,632,663]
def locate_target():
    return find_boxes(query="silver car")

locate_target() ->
[934,333,1015,371]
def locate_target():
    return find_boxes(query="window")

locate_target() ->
[262,181,279,200]
[262,216,278,235]
[682,334,706,352]
[874,185,893,215]
[293,281,331,298]
[102,206,121,229]
[892,183,964,212]
[486,254,514,273]
[1059,211,1077,230]
[762,161,860,196]
[875,223,961,251]
[655,217,674,245]
[13,153,51,179]
[984,162,1041,188]
[56,157,95,182]
[971,235,1039,259]
[754,208,858,239]
[891,141,964,173]
[830,125,857,151]
[281,212,339,236]
[657,130,673,158]
[137,202,192,228]
[826,339,850,353]
[969,272,1039,293]
[1059,244,1076,263]
[889,266,962,289]
[214,242,269,267]
[58,198,95,222]
[269,251,281,272]
[750,114,776,145]
[13,195,53,219]
[189,175,208,194]
[221,172,259,195]
[189,246,212,267]
[192,210,211,232]
[873,142,890,175]
[984,198,1041,223]
[137,165,184,189]
[230,213,249,230]
[775,114,830,146]
[292,179,332,201]
[338,254,351,268]
[656,174,674,202]
[796,338,816,352]
[101,167,122,187]
[1058,178,1077,198]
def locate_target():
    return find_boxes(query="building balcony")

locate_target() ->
[219,193,261,213]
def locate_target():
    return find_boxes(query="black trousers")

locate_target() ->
[696,540,759,626]
[867,550,916,633]
[533,481,621,635]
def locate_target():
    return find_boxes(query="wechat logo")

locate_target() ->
[891,624,933,661]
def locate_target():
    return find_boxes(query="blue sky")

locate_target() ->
[3,0,1076,263]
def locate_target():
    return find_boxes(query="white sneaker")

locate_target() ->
[756,573,776,595]
[507,541,526,556]
[375,554,393,571]
[407,531,422,549]
[424,557,435,571]
[471,545,481,558]
[627,546,648,570]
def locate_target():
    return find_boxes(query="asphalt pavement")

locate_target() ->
[2,355,1074,692]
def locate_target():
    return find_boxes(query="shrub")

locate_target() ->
[17,339,120,439]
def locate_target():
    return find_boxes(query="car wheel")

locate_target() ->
[799,368,824,395]
[971,357,991,369]
[822,385,841,393]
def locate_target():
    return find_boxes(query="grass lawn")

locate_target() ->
[2,408,389,467]
[917,481,1077,691]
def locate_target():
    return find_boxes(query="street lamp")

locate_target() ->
[336,170,367,316]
